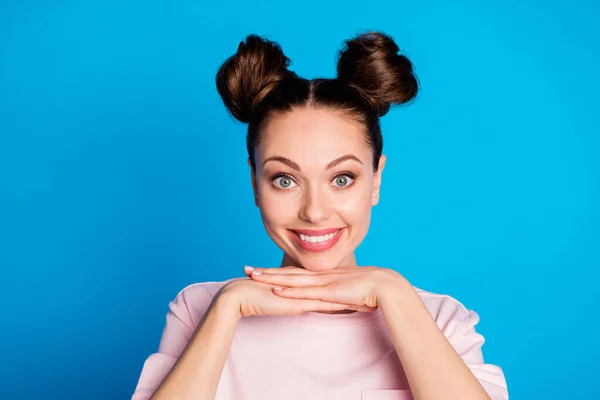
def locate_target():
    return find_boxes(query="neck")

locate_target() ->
[279,253,358,269]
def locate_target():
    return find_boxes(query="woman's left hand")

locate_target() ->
[243,265,407,309]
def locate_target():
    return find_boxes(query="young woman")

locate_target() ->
[132,31,508,400]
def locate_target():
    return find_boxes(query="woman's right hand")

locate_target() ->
[219,276,377,318]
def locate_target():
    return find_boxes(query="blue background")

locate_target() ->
[1,1,598,399]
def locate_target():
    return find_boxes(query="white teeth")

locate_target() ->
[298,230,339,243]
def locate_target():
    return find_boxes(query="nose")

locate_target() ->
[298,185,331,224]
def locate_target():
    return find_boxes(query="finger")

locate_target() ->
[244,266,315,276]
[295,300,376,313]
[247,265,351,276]
[273,285,333,301]
[251,271,326,287]
[349,305,379,312]
[298,299,352,313]
[278,266,314,273]
[257,266,315,275]
[272,285,370,308]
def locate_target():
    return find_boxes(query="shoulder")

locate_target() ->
[412,285,482,335]
[174,277,241,300]
[413,287,507,394]
[168,277,245,328]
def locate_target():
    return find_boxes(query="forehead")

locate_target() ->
[258,107,370,165]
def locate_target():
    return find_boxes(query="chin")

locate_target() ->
[292,254,345,272]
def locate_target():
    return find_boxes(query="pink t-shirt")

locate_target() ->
[132,278,508,400]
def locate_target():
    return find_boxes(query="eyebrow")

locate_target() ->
[261,154,363,171]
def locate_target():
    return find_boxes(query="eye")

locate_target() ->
[273,174,297,189]
[331,173,355,188]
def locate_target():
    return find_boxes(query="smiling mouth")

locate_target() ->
[295,230,341,243]
[288,228,345,252]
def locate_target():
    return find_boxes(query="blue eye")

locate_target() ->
[273,175,297,189]
[332,174,354,187]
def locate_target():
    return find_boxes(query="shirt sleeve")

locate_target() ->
[131,284,216,400]
[436,301,509,400]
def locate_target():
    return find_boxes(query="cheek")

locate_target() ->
[258,188,298,227]
[335,185,373,227]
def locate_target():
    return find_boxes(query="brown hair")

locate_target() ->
[215,30,419,172]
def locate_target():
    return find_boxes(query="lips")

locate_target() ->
[288,228,345,253]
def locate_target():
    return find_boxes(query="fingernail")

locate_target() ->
[244,266,255,271]
[251,270,262,276]
[273,286,283,291]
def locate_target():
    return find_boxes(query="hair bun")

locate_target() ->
[336,31,419,117]
[216,34,295,123]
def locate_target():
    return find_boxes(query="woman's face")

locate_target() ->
[250,107,385,272]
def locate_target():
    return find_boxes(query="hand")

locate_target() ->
[219,269,376,318]
[244,265,406,309]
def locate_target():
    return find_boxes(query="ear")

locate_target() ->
[248,158,259,207]
[372,155,386,206]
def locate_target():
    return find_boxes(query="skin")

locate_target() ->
[150,105,491,400]
[249,106,386,273]
[243,106,492,399]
